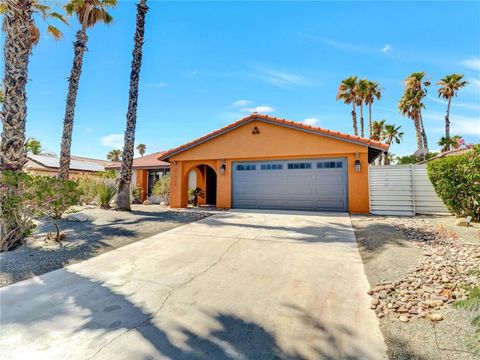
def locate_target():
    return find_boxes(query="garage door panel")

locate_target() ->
[233,158,348,212]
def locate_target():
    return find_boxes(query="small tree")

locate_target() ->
[188,187,205,206]
[152,175,170,197]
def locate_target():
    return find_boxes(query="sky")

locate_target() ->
[2,0,480,159]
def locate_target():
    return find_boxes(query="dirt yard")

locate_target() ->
[352,215,479,360]
[0,205,212,287]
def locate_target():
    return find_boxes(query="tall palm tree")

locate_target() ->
[0,86,4,103]
[1,1,64,171]
[1,1,64,250]
[381,124,404,165]
[116,0,148,211]
[136,143,146,156]
[437,74,468,151]
[106,149,122,161]
[364,80,382,138]
[58,0,117,180]
[336,76,358,136]
[25,138,43,154]
[399,72,430,151]
[355,79,369,138]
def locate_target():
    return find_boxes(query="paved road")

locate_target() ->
[0,210,386,360]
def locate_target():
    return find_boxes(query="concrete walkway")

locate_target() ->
[0,210,386,360]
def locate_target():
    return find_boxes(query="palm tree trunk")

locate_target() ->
[445,97,451,151]
[1,0,34,249]
[413,113,423,151]
[116,0,148,210]
[368,103,372,138]
[351,103,358,136]
[359,103,364,138]
[1,0,33,171]
[58,30,88,180]
[419,112,428,149]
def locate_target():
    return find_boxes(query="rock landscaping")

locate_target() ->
[367,218,480,323]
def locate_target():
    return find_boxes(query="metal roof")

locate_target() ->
[28,154,105,172]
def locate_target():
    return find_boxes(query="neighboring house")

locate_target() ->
[25,154,107,178]
[106,151,170,202]
[161,113,388,213]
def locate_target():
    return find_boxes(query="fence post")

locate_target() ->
[411,164,416,216]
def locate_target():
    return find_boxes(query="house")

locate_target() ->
[25,154,108,178]
[160,113,388,213]
[106,151,170,202]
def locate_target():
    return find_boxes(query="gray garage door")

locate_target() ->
[232,158,348,211]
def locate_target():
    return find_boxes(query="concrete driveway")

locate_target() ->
[0,210,385,360]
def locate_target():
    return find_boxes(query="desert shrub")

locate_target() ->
[77,175,101,204]
[427,145,480,221]
[30,176,82,219]
[454,279,480,351]
[97,182,116,208]
[152,175,170,197]
[97,169,117,179]
[188,187,205,206]
[0,171,36,251]
[132,185,143,204]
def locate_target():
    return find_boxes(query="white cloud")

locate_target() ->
[461,57,480,70]
[469,77,480,89]
[427,95,480,111]
[424,113,480,136]
[302,118,320,126]
[241,106,274,113]
[145,82,167,88]
[101,134,124,148]
[233,99,253,108]
[260,69,309,88]
[380,44,391,53]
[85,127,93,134]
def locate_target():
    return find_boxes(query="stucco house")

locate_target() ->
[106,151,170,202]
[160,113,388,213]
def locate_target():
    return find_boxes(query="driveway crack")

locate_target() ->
[88,238,242,359]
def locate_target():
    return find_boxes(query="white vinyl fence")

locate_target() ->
[369,164,449,216]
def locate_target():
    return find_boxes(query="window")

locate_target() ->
[236,164,256,171]
[287,162,312,170]
[148,169,169,196]
[317,161,343,169]
[260,163,283,170]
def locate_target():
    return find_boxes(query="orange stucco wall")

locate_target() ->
[169,120,371,213]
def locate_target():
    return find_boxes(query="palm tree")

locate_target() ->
[1,1,64,171]
[356,79,369,138]
[437,74,468,151]
[364,80,382,138]
[107,149,122,161]
[115,0,149,211]
[1,1,65,250]
[336,76,359,136]
[438,135,463,152]
[136,143,146,156]
[0,86,4,103]
[381,124,404,165]
[399,72,430,151]
[25,138,43,154]
[58,0,117,180]
[371,120,386,141]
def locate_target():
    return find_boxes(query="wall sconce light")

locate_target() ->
[220,159,226,175]
[355,159,361,173]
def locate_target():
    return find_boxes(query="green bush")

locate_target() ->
[132,185,143,204]
[396,152,439,164]
[97,182,116,208]
[77,175,101,205]
[0,171,36,251]
[30,176,82,219]
[427,145,480,221]
[152,175,170,197]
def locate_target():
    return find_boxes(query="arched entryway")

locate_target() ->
[186,164,217,207]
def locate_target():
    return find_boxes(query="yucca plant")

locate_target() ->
[97,182,116,208]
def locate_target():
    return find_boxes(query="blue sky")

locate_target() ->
[3,0,480,159]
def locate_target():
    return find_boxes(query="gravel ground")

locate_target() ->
[0,205,212,287]
[352,215,479,360]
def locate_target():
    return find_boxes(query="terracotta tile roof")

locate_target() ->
[106,151,170,170]
[160,113,389,160]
